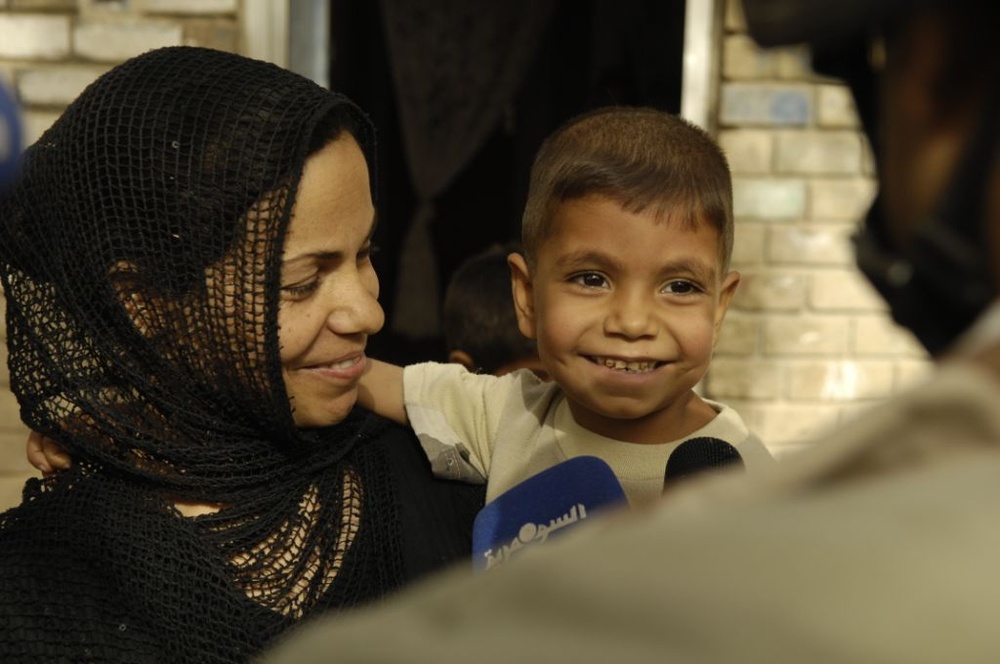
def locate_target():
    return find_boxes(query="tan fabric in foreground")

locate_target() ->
[265,356,1000,663]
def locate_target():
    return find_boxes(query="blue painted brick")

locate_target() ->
[720,83,812,126]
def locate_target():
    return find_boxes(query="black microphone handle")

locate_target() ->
[663,436,744,491]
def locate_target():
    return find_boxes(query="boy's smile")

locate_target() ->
[510,194,739,444]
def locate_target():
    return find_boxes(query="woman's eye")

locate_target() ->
[280,280,320,298]
[571,272,608,289]
[358,243,379,262]
[663,280,700,295]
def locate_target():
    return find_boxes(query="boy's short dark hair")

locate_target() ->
[520,106,733,270]
[443,242,538,375]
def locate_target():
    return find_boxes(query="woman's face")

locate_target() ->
[277,134,383,427]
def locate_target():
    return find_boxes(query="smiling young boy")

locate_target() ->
[363,106,770,507]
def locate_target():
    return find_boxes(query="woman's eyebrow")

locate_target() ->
[282,213,378,266]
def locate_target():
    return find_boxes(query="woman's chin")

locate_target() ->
[290,396,358,428]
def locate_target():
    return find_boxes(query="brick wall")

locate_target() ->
[0,0,241,509]
[0,0,933,511]
[703,0,930,456]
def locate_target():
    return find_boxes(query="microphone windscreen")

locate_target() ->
[663,436,744,490]
[0,78,22,192]
[472,455,627,571]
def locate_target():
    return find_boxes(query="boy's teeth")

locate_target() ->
[596,357,656,372]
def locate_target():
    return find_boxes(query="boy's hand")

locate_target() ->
[26,430,72,474]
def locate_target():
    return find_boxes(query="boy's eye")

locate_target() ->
[571,272,608,289]
[663,280,701,295]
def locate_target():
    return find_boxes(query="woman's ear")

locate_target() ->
[109,260,161,338]
[507,252,537,340]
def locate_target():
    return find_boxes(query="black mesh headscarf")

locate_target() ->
[0,46,410,661]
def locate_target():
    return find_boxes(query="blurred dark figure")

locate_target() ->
[442,242,548,379]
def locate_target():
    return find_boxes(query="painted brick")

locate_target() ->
[17,66,106,106]
[809,177,877,220]
[720,83,812,127]
[895,359,933,390]
[768,223,854,265]
[732,221,767,265]
[752,402,843,446]
[74,20,182,62]
[817,84,859,128]
[11,0,74,10]
[775,47,813,80]
[0,473,34,512]
[0,342,8,385]
[182,19,238,52]
[733,269,807,311]
[0,14,70,59]
[719,129,772,174]
[0,418,32,473]
[810,268,886,311]
[732,177,806,219]
[764,316,850,356]
[853,315,928,357]
[724,0,747,33]
[861,138,876,176]
[714,314,760,356]
[775,130,863,175]
[145,0,237,13]
[704,358,783,400]
[722,34,778,80]
[786,359,894,401]
[22,108,60,146]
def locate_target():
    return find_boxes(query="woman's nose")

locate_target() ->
[326,270,384,336]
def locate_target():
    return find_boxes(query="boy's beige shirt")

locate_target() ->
[403,362,771,506]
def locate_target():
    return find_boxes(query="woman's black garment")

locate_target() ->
[0,46,483,662]
[0,413,483,662]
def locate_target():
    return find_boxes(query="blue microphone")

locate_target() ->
[471,456,627,571]
[0,77,23,192]
[663,436,744,491]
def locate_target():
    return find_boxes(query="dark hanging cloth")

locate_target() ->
[377,0,557,337]
[0,46,482,663]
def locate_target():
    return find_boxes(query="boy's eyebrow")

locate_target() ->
[657,257,717,283]
[556,250,717,282]
[281,212,378,266]
[555,250,624,272]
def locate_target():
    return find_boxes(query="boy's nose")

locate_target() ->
[605,292,657,338]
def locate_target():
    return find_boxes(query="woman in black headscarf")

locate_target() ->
[0,46,482,662]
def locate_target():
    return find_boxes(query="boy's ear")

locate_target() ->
[714,270,741,339]
[507,252,537,340]
[447,349,476,372]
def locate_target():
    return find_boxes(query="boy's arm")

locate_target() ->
[358,358,409,426]
[26,430,72,474]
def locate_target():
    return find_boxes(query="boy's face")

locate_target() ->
[510,194,739,442]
